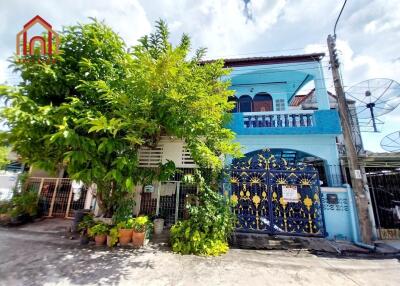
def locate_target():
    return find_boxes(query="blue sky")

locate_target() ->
[0,0,399,152]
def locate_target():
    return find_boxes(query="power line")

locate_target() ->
[334,0,348,38]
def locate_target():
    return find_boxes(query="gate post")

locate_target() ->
[175,182,180,223]
[48,178,60,217]
[37,178,45,198]
[156,182,161,216]
[65,183,74,218]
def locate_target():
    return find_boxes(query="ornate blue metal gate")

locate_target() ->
[229,150,325,236]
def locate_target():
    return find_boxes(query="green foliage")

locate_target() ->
[170,172,236,256]
[88,222,109,237]
[0,145,10,169]
[0,18,241,216]
[78,213,95,234]
[0,200,12,214]
[116,218,134,229]
[132,215,149,232]
[108,226,119,247]
[9,190,38,218]
[112,195,135,224]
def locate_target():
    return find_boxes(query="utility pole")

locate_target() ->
[327,34,373,244]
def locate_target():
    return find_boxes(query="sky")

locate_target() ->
[0,0,399,152]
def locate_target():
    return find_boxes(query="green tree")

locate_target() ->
[0,145,10,169]
[0,19,240,216]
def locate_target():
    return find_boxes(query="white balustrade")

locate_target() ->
[242,110,314,128]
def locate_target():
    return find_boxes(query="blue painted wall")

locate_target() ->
[321,188,352,240]
[227,60,330,110]
[321,186,361,241]
[228,110,342,136]
[231,134,340,167]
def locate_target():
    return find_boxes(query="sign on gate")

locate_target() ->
[282,185,298,203]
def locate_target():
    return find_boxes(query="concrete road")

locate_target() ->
[0,228,399,286]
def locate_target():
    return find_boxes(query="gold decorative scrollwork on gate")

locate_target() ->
[229,149,324,236]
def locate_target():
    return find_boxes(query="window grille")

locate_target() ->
[181,146,195,166]
[138,146,163,167]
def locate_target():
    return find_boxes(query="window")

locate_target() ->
[253,93,273,112]
[275,99,285,111]
[238,95,252,112]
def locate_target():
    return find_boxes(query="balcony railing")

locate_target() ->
[242,110,314,128]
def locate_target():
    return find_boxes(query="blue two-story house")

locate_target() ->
[222,53,361,241]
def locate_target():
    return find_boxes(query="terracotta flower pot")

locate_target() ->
[132,230,145,248]
[95,234,106,246]
[118,229,133,245]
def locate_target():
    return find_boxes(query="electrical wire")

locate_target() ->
[334,0,348,38]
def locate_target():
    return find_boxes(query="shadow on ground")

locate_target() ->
[0,228,172,286]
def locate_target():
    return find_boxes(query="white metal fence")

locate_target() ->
[27,177,88,218]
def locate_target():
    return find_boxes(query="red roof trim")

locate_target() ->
[23,15,52,29]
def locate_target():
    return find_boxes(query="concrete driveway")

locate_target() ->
[0,227,399,286]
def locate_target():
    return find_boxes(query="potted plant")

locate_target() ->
[107,226,119,247]
[78,213,95,245]
[117,218,134,246]
[132,216,149,247]
[88,222,108,246]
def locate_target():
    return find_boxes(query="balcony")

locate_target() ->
[228,109,342,135]
[243,110,314,128]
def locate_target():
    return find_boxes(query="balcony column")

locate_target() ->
[314,66,330,110]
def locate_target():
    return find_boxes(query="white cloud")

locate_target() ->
[139,0,287,58]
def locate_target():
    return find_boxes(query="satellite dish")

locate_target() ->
[380,131,400,152]
[345,78,400,132]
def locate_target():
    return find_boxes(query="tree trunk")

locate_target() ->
[95,182,114,217]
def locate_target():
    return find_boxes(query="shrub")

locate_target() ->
[78,213,95,234]
[0,200,12,214]
[170,174,236,256]
[116,218,134,229]
[108,226,119,246]
[112,195,135,224]
[9,190,38,218]
[132,216,149,232]
[88,223,109,237]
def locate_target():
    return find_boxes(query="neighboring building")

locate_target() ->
[0,152,24,200]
